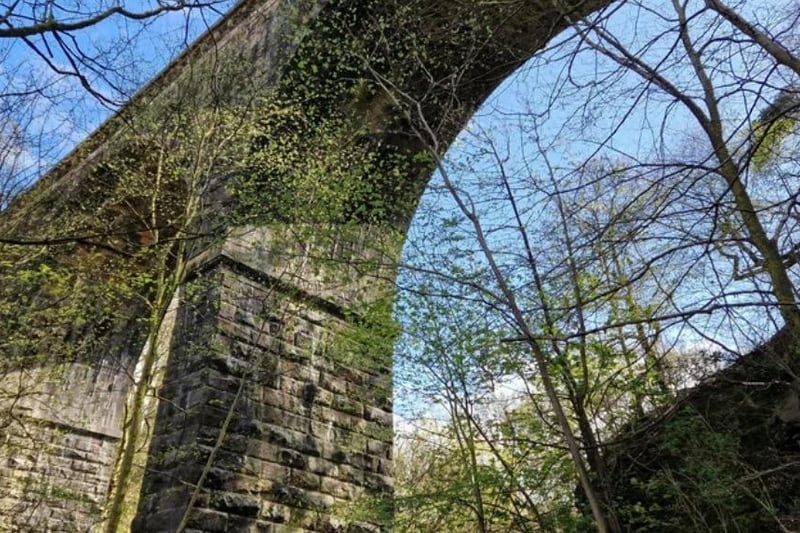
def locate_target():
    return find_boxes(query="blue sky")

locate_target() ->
[3,0,797,420]
[395,0,800,421]
[0,0,234,194]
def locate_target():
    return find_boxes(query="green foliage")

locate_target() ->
[7,0,800,530]
[229,95,418,227]
[617,409,776,532]
[325,294,399,378]
[335,492,394,531]
[751,114,797,173]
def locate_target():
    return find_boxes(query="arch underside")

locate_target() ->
[0,0,611,531]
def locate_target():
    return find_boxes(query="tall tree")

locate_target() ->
[0,0,235,210]
[392,0,800,530]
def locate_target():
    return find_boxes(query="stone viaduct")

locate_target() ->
[0,0,609,531]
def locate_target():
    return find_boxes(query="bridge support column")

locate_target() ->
[133,227,393,532]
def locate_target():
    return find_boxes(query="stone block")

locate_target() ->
[258,460,291,483]
[332,396,363,417]
[306,456,338,477]
[212,491,261,518]
[133,507,187,532]
[299,435,322,458]
[279,448,307,469]
[204,466,236,490]
[376,459,392,477]
[365,439,390,458]
[227,515,277,532]
[261,501,292,523]
[301,490,335,511]
[246,438,280,463]
[362,407,391,427]
[319,373,347,395]
[336,465,364,485]
[270,482,313,508]
[318,406,359,430]
[319,476,354,500]
[186,508,230,532]
[290,469,321,491]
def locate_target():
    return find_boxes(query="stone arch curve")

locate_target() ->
[0,1,612,531]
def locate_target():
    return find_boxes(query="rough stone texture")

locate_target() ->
[0,0,614,530]
[0,1,324,529]
[24,0,326,204]
[0,363,131,531]
[133,234,394,532]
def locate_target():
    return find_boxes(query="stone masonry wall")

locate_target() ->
[133,245,393,531]
[0,2,328,529]
[0,362,131,531]
[0,0,616,528]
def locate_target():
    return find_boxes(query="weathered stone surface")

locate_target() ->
[0,0,615,529]
[0,362,131,531]
[133,257,395,531]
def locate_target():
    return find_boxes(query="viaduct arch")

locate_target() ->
[0,0,611,530]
